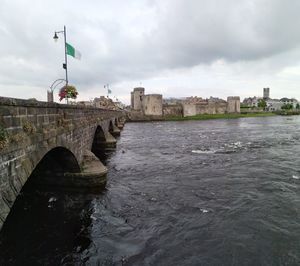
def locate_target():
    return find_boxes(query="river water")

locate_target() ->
[1,116,300,265]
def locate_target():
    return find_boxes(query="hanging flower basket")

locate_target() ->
[59,85,78,101]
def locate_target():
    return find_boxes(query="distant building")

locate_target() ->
[243,88,299,111]
[266,99,282,111]
[280,98,298,108]
[263,88,270,99]
[77,101,93,107]
[93,96,121,110]
[242,96,261,107]
[163,97,184,105]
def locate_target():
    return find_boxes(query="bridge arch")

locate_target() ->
[91,125,107,155]
[25,147,81,187]
[1,146,80,228]
[109,119,120,138]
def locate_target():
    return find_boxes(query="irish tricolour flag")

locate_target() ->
[66,42,81,60]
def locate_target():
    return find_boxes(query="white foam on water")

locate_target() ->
[225,141,243,148]
[292,175,300,180]
[200,209,209,213]
[192,150,215,154]
[90,215,97,221]
[48,197,57,203]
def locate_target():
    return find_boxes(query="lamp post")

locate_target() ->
[53,25,68,86]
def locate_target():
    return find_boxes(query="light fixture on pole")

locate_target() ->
[53,25,68,86]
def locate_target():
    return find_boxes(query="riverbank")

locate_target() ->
[275,110,300,116]
[164,112,277,121]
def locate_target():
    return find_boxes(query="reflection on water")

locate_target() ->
[1,116,300,265]
[0,184,96,265]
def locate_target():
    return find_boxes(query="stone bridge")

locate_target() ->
[0,97,126,230]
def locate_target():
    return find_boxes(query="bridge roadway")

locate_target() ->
[0,97,126,230]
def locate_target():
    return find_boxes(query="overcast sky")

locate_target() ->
[1,0,300,104]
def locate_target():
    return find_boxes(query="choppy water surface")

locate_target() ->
[1,116,300,265]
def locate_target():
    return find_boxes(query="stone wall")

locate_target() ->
[183,104,197,117]
[215,102,228,114]
[183,97,240,117]
[0,97,124,230]
[163,104,183,117]
[183,102,228,116]
[142,94,163,116]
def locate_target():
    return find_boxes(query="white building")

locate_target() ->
[242,96,262,107]
[280,98,298,108]
[266,99,283,111]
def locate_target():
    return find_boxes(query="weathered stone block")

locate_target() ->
[0,107,12,116]
[12,117,21,127]
[3,116,12,127]
[43,116,50,125]
[27,107,37,115]
[18,107,27,116]
[37,115,44,126]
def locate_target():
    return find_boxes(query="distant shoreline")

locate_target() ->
[127,112,279,122]
[127,111,300,122]
[163,112,277,121]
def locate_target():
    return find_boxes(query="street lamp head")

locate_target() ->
[53,32,58,42]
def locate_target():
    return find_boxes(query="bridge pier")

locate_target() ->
[104,132,117,148]
[117,118,126,130]
[117,123,124,130]
[111,124,121,137]
[64,150,108,188]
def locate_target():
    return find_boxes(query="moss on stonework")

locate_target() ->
[10,132,26,143]
[22,120,36,134]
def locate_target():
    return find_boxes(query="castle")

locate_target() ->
[130,87,240,119]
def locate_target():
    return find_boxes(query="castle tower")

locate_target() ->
[227,96,240,113]
[131,87,145,110]
[142,94,163,116]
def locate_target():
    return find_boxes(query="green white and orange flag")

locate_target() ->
[66,42,81,60]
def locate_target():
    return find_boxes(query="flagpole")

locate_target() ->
[64,25,68,86]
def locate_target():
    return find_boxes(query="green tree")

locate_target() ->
[281,104,293,110]
[296,103,300,109]
[258,99,267,108]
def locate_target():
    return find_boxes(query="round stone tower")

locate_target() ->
[142,94,163,116]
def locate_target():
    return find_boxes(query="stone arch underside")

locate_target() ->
[109,120,114,134]
[27,147,81,187]
[91,125,107,155]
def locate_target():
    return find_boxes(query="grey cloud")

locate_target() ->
[1,0,300,99]
[147,0,300,67]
